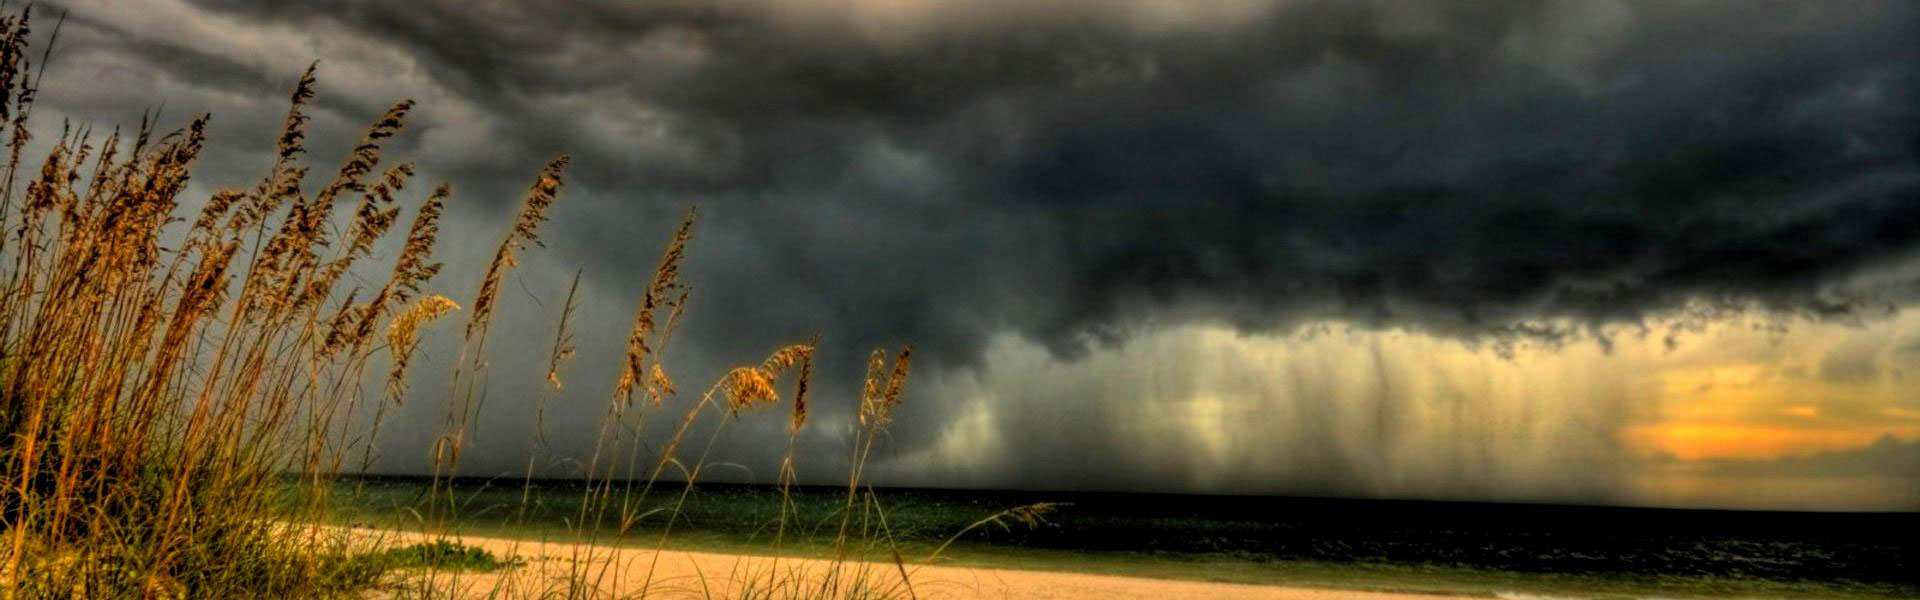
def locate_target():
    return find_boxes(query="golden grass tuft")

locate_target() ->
[790,345,815,432]
[616,208,695,408]
[722,367,780,414]
[468,156,569,344]
[860,346,912,428]
[386,295,460,406]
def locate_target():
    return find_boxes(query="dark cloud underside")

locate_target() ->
[156,0,1920,362]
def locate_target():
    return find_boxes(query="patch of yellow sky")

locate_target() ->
[1615,309,1920,462]
[1261,306,1920,464]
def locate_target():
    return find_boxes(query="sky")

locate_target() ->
[31,0,1920,510]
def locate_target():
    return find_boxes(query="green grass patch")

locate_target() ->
[359,540,521,573]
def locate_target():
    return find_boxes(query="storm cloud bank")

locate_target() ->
[32,0,1920,507]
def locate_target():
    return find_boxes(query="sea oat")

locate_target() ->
[790,345,814,432]
[342,183,447,355]
[762,344,813,376]
[859,349,886,427]
[615,209,696,405]
[385,295,459,405]
[468,156,568,343]
[545,269,582,390]
[722,367,779,414]
[387,182,448,306]
[649,363,675,399]
[880,345,913,413]
[229,63,315,234]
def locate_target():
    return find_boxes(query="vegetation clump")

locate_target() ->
[367,540,519,573]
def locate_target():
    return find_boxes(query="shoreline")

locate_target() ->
[347,527,1460,600]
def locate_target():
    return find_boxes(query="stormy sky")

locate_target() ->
[35,0,1920,510]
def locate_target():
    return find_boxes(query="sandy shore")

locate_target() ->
[349,527,1449,600]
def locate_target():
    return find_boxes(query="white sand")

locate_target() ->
[349,527,1451,600]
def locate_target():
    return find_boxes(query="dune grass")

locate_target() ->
[0,6,989,598]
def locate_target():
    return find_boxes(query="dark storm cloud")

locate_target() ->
[32,0,1920,500]
[152,0,1920,364]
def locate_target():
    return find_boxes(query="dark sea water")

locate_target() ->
[325,476,1919,596]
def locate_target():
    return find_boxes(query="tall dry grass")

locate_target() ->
[0,11,474,591]
[0,8,1062,598]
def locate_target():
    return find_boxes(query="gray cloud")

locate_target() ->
[31,0,1920,504]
